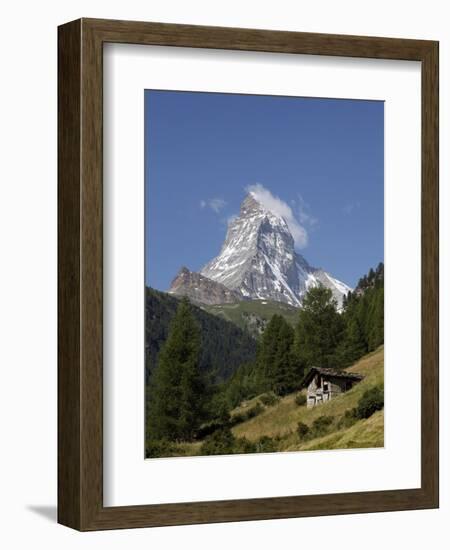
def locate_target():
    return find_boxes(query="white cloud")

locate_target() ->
[200,197,227,213]
[343,201,361,215]
[209,198,227,213]
[297,194,318,228]
[246,183,309,248]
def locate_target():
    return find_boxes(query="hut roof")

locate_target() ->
[301,367,364,388]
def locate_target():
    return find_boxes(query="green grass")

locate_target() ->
[291,410,384,451]
[230,393,269,418]
[202,299,299,335]
[231,346,384,451]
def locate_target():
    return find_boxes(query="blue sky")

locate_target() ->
[145,90,384,291]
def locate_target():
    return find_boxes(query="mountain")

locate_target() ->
[145,287,257,383]
[168,267,300,335]
[200,192,351,308]
[168,266,241,305]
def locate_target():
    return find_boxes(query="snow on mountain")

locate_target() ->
[200,192,351,308]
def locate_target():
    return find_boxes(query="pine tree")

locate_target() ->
[375,262,384,280]
[368,287,384,351]
[273,319,296,396]
[253,314,300,395]
[337,315,367,366]
[294,286,344,369]
[222,361,259,409]
[147,297,203,442]
[339,262,384,365]
[255,314,284,392]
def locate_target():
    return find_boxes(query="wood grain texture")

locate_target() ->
[58,18,439,531]
[57,19,82,530]
[420,41,439,505]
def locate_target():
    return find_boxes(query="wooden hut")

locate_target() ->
[302,367,364,408]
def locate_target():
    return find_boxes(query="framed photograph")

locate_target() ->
[58,18,439,530]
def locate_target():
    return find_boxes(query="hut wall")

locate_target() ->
[306,374,355,407]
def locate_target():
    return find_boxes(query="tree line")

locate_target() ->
[145,287,256,384]
[146,263,384,451]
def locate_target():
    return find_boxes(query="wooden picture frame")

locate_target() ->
[58,18,439,531]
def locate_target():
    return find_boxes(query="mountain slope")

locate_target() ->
[168,266,241,305]
[231,346,384,450]
[200,192,351,308]
[201,299,299,337]
[166,346,384,457]
[145,287,257,383]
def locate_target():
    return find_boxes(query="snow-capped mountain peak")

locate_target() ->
[200,193,351,307]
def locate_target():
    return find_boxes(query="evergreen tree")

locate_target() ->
[255,314,284,391]
[367,286,384,351]
[338,262,384,366]
[253,314,300,395]
[294,286,344,369]
[223,361,259,409]
[147,297,203,442]
[375,261,384,281]
[336,315,367,366]
[273,319,297,396]
[145,287,256,384]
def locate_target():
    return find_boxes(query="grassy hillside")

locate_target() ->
[163,346,384,457]
[231,346,384,451]
[202,299,299,337]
